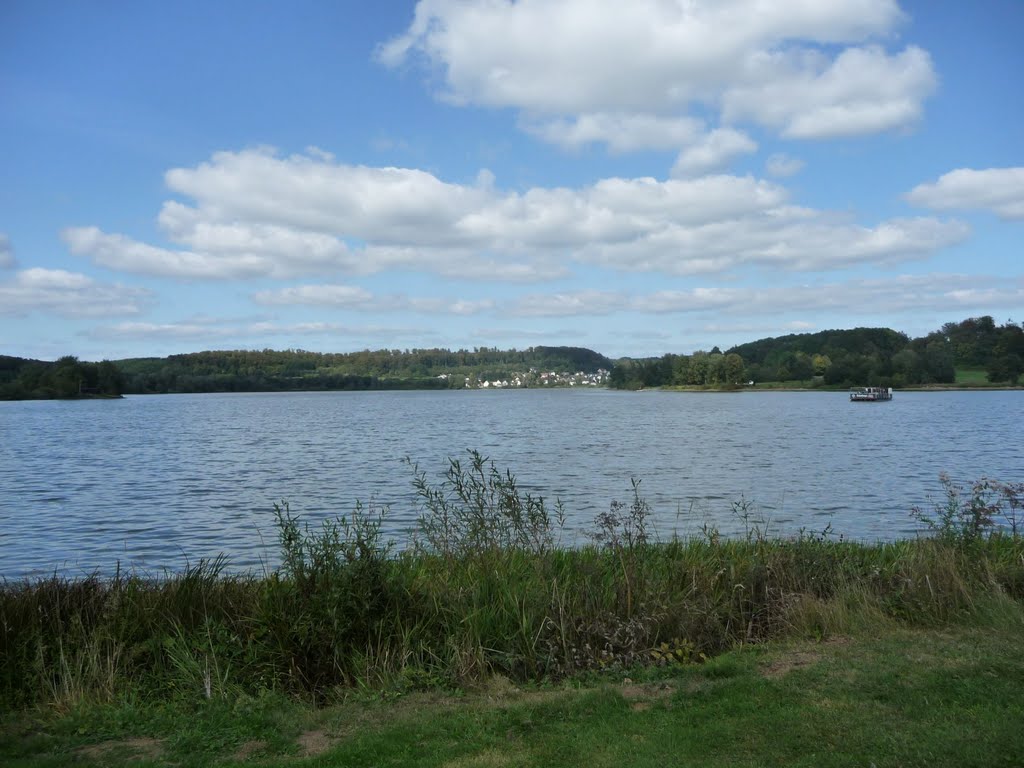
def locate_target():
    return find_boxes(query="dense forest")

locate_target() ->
[0,355,125,399]
[3,317,1022,400]
[113,346,612,394]
[0,346,613,399]
[608,316,1024,389]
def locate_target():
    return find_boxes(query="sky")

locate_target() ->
[1,0,1022,361]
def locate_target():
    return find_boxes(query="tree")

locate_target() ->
[923,340,955,383]
[722,353,745,384]
[891,349,923,386]
[52,356,85,397]
[987,354,1023,384]
[97,360,125,395]
[687,352,710,385]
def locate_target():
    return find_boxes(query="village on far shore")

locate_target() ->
[441,368,612,389]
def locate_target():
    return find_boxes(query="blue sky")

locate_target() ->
[1,0,1021,361]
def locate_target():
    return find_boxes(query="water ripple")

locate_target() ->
[1,389,1022,578]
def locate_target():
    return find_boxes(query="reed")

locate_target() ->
[2,453,1022,709]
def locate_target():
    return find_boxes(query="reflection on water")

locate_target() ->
[1,389,1022,578]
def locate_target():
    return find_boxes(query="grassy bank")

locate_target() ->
[4,621,1024,767]
[3,457,1023,716]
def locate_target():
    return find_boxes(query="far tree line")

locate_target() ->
[0,355,126,400]
[0,346,613,399]
[2,316,1022,400]
[608,316,1024,389]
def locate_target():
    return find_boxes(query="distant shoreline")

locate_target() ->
[650,384,1024,393]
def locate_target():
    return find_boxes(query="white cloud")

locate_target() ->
[525,113,704,152]
[0,233,14,269]
[672,129,758,177]
[406,297,495,315]
[512,291,630,318]
[765,153,805,178]
[88,319,437,343]
[253,284,495,315]
[90,321,234,340]
[721,45,935,138]
[0,268,149,317]
[472,327,585,342]
[906,167,1024,220]
[253,284,374,308]
[380,0,933,149]
[62,226,277,279]
[701,321,817,335]
[509,274,1023,317]
[64,148,965,283]
[572,213,968,275]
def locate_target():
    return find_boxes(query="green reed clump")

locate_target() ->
[250,500,403,696]
[2,455,1023,710]
[409,450,566,558]
[911,473,1024,544]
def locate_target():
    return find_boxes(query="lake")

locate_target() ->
[2,389,1022,579]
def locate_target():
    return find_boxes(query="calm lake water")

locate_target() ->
[2,389,1022,579]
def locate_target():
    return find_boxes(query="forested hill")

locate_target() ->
[724,318,1023,386]
[0,355,125,400]
[608,316,1024,389]
[5,317,1022,399]
[726,327,909,365]
[112,346,614,394]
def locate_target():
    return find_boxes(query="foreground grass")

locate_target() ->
[3,460,1023,713]
[4,619,1023,767]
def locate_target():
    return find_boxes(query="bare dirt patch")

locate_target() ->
[297,728,335,757]
[762,636,854,679]
[621,681,675,701]
[762,650,822,679]
[443,747,519,767]
[621,680,675,712]
[76,736,163,761]
[234,739,269,761]
[478,674,520,700]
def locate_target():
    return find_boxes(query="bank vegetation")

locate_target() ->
[2,455,1022,713]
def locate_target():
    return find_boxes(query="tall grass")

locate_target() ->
[2,452,1022,708]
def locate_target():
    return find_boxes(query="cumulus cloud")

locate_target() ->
[89,321,237,340]
[88,319,435,343]
[0,233,15,269]
[765,153,805,178]
[525,113,704,152]
[63,148,966,282]
[253,284,494,315]
[572,213,967,275]
[62,226,279,279]
[0,268,149,317]
[701,321,817,335]
[721,45,935,138]
[253,284,375,308]
[380,0,933,151]
[906,167,1024,220]
[509,274,1023,317]
[672,129,758,177]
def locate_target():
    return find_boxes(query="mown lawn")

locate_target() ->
[4,622,1023,768]
[955,368,990,385]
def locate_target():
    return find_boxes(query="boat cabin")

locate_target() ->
[849,386,893,402]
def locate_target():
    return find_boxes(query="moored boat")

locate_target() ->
[849,386,893,402]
